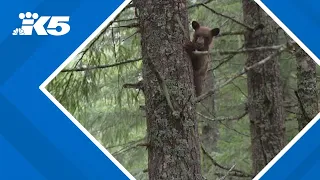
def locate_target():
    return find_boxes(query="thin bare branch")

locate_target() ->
[201,144,252,178]
[200,3,252,30]
[113,17,138,23]
[197,111,248,122]
[194,43,288,56]
[218,31,246,37]
[61,58,142,72]
[195,43,290,103]
[122,30,140,42]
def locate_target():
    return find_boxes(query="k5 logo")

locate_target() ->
[13,12,70,36]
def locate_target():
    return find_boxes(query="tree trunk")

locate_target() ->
[134,0,202,179]
[242,0,285,175]
[295,48,318,131]
[200,65,219,152]
[200,62,219,174]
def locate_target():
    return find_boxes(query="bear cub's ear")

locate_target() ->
[211,28,220,36]
[192,21,200,30]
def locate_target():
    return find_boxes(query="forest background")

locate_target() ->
[47,0,319,179]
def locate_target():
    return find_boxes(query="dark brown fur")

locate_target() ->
[185,21,220,96]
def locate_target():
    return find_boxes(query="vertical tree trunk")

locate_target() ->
[200,63,219,174]
[295,48,318,131]
[134,0,202,179]
[242,0,285,175]
[201,65,218,150]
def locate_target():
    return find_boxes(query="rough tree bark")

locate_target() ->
[134,0,202,179]
[242,0,285,175]
[295,48,318,131]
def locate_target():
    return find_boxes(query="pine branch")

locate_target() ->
[75,3,131,62]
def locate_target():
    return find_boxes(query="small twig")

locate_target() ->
[194,70,245,103]
[122,30,140,42]
[211,44,245,71]
[134,89,142,100]
[218,164,237,180]
[219,19,231,28]
[111,23,139,29]
[136,142,150,149]
[123,80,144,90]
[231,81,248,98]
[220,121,250,137]
[113,17,137,23]
[218,31,246,37]
[286,109,301,115]
[147,60,178,117]
[212,54,237,71]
